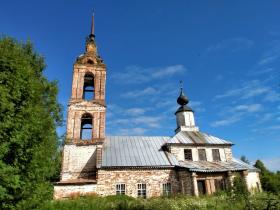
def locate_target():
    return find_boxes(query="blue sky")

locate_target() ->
[1,0,279,171]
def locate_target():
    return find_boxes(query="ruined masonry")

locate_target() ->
[53,15,261,199]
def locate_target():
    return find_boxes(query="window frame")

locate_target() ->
[116,183,126,195]
[212,149,221,161]
[214,179,226,191]
[137,183,147,198]
[184,149,193,161]
[198,149,207,161]
[162,182,172,196]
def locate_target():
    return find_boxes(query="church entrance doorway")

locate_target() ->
[197,180,206,195]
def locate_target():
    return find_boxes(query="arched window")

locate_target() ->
[87,59,94,64]
[80,113,93,140]
[83,73,94,100]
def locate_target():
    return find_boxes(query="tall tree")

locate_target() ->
[0,37,62,209]
[240,155,250,164]
[254,160,280,194]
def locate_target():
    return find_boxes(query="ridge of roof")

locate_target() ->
[167,130,233,145]
[106,135,170,138]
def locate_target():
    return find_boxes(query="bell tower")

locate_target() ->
[175,82,199,133]
[66,14,106,144]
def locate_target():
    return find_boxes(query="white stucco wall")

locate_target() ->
[170,146,230,162]
[61,144,97,180]
[176,111,196,128]
[246,172,261,192]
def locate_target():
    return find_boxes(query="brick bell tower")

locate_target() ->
[66,14,106,145]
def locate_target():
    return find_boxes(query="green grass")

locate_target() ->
[39,193,280,210]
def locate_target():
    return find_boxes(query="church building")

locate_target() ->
[54,16,261,199]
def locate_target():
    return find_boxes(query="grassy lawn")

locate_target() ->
[39,193,279,210]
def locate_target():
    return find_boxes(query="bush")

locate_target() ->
[39,193,280,210]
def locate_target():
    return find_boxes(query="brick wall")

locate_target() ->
[96,169,190,197]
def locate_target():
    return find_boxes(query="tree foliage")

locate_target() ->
[254,160,280,194]
[231,173,249,197]
[240,155,250,164]
[0,37,62,209]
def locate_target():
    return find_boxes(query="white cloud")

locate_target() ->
[266,125,280,130]
[133,116,162,128]
[214,80,278,101]
[125,108,146,116]
[207,38,254,52]
[211,113,242,127]
[111,65,186,84]
[151,65,185,78]
[215,74,224,81]
[258,40,280,66]
[119,127,147,136]
[264,90,280,102]
[262,157,280,172]
[249,68,275,76]
[121,87,159,98]
[189,101,205,112]
[233,104,262,113]
[258,55,279,66]
[211,103,263,127]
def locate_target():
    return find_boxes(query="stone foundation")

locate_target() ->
[54,184,97,199]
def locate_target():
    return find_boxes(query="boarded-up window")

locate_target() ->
[212,149,221,161]
[198,149,207,161]
[214,179,226,191]
[184,149,192,160]
[116,184,125,195]
[137,183,146,198]
[162,183,171,196]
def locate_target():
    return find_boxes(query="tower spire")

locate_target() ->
[91,12,94,36]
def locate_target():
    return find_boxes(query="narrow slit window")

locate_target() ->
[184,149,192,160]
[83,73,95,100]
[80,113,93,140]
[198,149,207,161]
[116,184,126,195]
[137,183,146,198]
[212,149,221,161]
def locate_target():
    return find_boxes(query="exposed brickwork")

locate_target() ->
[96,169,186,197]
[224,147,233,161]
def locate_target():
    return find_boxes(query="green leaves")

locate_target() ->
[0,37,62,209]
[254,160,280,194]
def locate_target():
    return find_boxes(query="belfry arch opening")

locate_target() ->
[80,113,93,140]
[83,73,95,100]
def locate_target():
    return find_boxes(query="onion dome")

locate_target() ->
[177,88,189,106]
[175,82,193,114]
